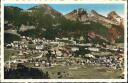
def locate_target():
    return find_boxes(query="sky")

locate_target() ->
[4,4,125,17]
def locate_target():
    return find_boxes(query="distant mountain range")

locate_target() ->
[4,4,124,44]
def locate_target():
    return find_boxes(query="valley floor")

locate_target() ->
[42,65,122,79]
[4,37,124,79]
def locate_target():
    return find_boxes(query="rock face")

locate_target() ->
[108,28,121,44]
[65,8,123,27]
[107,11,124,27]
[65,8,89,22]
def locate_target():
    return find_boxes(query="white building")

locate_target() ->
[62,38,69,40]
[85,54,95,58]
[18,51,23,56]
[88,47,99,52]
[36,45,44,50]
[71,47,79,52]
[50,42,60,45]
[56,51,62,56]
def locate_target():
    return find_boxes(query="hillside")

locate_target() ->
[4,5,124,44]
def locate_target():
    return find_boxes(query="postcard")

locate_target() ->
[0,0,127,82]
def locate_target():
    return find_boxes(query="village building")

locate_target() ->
[88,47,99,52]
[71,47,79,52]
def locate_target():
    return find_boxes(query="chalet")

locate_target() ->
[22,36,26,39]
[36,45,44,50]
[111,48,118,51]
[56,51,62,56]
[77,43,92,46]
[71,47,79,52]
[88,47,99,52]
[6,44,12,48]
[85,54,95,58]
[14,44,19,48]
[34,63,40,67]
[23,51,29,55]
[50,41,60,45]
[13,41,19,44]
[55,37,60,41]
[62,38,69,40]
[18,51,23,56]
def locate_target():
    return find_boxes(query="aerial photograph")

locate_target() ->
[4,4,125,79]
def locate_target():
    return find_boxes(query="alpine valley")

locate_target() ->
[4,4,125,79]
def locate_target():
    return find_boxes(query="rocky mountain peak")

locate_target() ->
[65,8,89,21]
[70,8,88,15]
[107,11,121,20]
[28,4,54,12]
[38,4,53,11]
[28,4,62,16]
[107,11,123,26]
[108,11,118,16]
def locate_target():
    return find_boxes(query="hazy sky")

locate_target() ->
[4,4,125,17]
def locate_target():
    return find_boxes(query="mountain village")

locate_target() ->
[4,4,125,79]
[4,34,124,78]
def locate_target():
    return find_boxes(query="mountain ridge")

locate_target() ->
[4,5,124,44]
[65,8,123,27]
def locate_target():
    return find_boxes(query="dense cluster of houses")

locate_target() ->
[5,36,124,71]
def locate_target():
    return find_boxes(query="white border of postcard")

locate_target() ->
[1,1,127,82]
